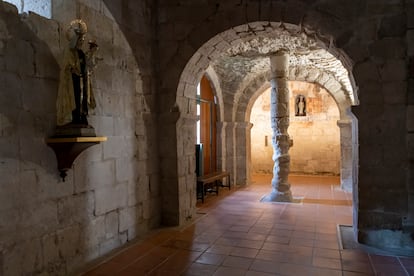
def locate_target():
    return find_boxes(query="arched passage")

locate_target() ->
[171,21,358,226]
[239,68,358,192]
[250,82,342,175]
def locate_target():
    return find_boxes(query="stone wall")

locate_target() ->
[406,0,414,234]
[251,82,340,175]
[0,1,158,275]
[0,1,413,274]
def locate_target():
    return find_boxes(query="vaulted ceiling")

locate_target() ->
[207,23,357,120]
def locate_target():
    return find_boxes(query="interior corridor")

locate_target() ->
[82,175,414,276]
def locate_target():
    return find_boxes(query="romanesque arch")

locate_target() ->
[236,68,358,191]
[172,20,358,225]
[173,22,358,192]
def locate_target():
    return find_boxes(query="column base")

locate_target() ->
[261,190,293,202]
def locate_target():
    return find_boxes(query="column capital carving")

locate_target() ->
[270,51,289,79]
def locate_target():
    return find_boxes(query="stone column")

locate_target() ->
[337,119,353,192]
[262,51,293,202]
[222,122,237,186]
[216,122,226,172]
[235,122,253,186]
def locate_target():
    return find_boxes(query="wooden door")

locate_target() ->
[199,76,217,175]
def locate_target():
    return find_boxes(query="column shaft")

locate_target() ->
[262,51,293,202]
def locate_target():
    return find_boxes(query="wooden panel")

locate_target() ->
[199,75,217,175]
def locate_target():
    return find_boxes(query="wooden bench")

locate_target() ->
[197,171,231,203]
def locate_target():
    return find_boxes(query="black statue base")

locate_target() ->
[55,123,96,137]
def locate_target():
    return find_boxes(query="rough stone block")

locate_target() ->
[19,201,58,238]
[21,77,56,114]
[369,38,405,60]
[408,134,414,160]
[408,5,414,28]
[52,1,76,24]
[3,238,42,276]
[25,12,59,52]
[408,105,414,132]
[284,1,306,25]
[41,233,59,268]
[112,70,136,95]
[94,64,113,91]
[82,216,105,248]
[408,79,414,105]
[382,81,407,104]
[115,157,135,183]
[407,30,414,57]
[87,160,116,188]
[103,136,127,160]
[114,117,134,137]
[119,206,139,233]
[95,182,128,215]
[136,175,150,203]
[105,211,119,239]
[57,192,95,226]
[1,73,21,111]
[353,61,380,83]
[1,1,19,13]
[357,82,383,105]
[56,225,81,259]
[378,14,406,38]
[258,1,282,22]
[99,237,121,257]
[5,39,34,76]
[366,0,404,15]
[380,59,406,82]
[343,40,370,64]
[80,3,114,44]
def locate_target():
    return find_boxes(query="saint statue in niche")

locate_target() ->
[56,19,101,133]
[295,95,306,116]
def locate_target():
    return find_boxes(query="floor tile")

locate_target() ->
[371,264,408,276]
[81,175,414,276]
[313,248,341,260]
[196,253,226,266]
[229,247,259,258]
[312,256,342,270]
[213,266,247,276]
[249,259,280,274]
[222,256,253,269]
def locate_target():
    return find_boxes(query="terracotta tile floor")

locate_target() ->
[82,174,414,276]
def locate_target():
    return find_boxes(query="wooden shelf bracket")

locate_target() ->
[46,136,107,181]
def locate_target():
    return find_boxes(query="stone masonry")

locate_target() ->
[251,82,341,176]
[163,0,412,253]
[0,1,159,275]
[0,0,413,274]
[262,52,293,202]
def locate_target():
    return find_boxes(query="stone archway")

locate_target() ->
[158,0,412,253]
[173,21,358,224]
[236,67,358,192]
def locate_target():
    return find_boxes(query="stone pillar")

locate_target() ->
[262,51,293,202]
[337,119,353,192]
[235,122,253,186]
[223,122,237,187]
[216,122,226,172]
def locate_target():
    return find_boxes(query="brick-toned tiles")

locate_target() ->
[82,175,413,276]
